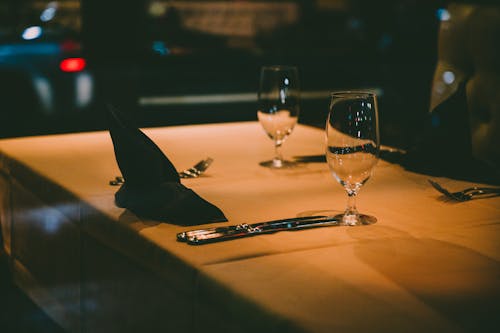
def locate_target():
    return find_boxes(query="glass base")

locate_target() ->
[334,213,377,226]
[259,159,297,169]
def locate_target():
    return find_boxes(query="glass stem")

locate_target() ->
[345,192,358,216]
[273,141,283,167]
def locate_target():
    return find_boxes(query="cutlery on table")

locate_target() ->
[109,157,214,185]
[177,215,340,245]
[178,157,213,178]
[428,179,500,202]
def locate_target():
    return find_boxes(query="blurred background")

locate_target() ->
[0,0,443,147]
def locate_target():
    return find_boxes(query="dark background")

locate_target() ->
[1,0,443,149]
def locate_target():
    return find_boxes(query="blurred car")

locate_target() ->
[0,0,93,122]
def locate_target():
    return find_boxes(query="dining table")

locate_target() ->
[0,121,499,333]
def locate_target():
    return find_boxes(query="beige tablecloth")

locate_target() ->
[0,122,499,332]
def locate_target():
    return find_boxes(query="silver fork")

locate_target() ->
[109,157,214,185]
[179,157,213,178]
[428,179,500,202]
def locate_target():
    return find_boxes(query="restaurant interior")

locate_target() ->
[1,0,499,332]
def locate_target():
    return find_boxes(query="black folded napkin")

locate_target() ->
[106,104,227,225]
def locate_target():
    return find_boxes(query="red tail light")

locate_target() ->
[59,58,86,72]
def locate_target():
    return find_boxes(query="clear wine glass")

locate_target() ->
[257,65,300,168]
[326,91,380,226]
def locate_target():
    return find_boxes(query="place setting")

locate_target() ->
[178,85,382,244]
[101,65,383,245]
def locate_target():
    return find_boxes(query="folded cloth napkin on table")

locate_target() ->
[106,104,227,225]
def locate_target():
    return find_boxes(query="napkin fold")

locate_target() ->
[107,104,227,225]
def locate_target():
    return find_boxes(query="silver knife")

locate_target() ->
[177,215,324,242]
[177,215,339,245]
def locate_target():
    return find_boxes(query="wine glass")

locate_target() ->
[257,65,300,168]
[326,91,380,226]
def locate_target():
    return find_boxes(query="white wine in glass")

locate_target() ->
[257,65,300,168]
[326,91,380,226]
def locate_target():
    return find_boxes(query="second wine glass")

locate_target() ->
[326,91,380,226]
[257,65,300,168]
